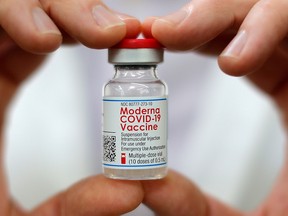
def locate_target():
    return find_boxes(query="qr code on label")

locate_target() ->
[103,135,116,162]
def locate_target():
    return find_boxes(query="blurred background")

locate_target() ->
[4,0,285,215]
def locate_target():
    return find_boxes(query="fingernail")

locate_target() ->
[221,31,247,58]
[32,7,61,35]
[92,5,125,29]
[156,4,193,26]
[114,12,134,21]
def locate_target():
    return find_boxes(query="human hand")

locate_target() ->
[142,0,288,215]
[0,0,143,215]
[0,0,141,112]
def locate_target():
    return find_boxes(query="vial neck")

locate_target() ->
[113,65,158,80]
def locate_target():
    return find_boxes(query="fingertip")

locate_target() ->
[219,53,267,77]
[142,17,158,38]
[24,33,62,54]
[218,30,248,76]
[101,176,144,213]
[218,30,267,76]
[0,4,63,53]
[89,5,127,47]
[147,1,237,51]
[219,0,288,77]
[64,175,144,215]
[80,25,127,49]
[28,7,63,53]
[147,3,202,50]
[7,25,62,54]
[116,14,141,38]
[47,3,128,49]
[218,56,250,77]
[151,19,194,50]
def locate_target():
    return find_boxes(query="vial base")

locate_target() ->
[103,167,167,180]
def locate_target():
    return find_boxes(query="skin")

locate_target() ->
[1,0,288,215]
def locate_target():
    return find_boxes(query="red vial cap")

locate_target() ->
[112,38,163,49]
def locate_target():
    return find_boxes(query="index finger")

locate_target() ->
[39,0,141,48]
[143,0,257,50]
[0,0,141,53]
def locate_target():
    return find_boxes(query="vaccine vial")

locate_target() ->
[102,38,168,180]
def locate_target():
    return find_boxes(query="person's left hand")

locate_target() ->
[0,0,144,215]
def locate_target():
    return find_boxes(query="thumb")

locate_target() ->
[142,170,242,216]
[30,175,144,216]
[143,1,235,50]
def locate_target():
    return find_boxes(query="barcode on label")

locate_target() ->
[103,135,116,162]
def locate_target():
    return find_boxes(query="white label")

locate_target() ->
[102,97,167,169]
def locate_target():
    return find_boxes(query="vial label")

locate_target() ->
[103,97,167,169]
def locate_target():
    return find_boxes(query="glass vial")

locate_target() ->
[102,39,168,180]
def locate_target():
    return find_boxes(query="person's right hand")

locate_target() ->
[142,0,288,215]
[0,1,142,215]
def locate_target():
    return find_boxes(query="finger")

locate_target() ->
[39,0,141,49]
[142,170,242,216]
[113,12,141,39]
[0,0,62,53]
[219,0,288,76]
[143,0,257,50]
[142,170,208,216]
[30,175,144,216]
[142,16,158,39]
